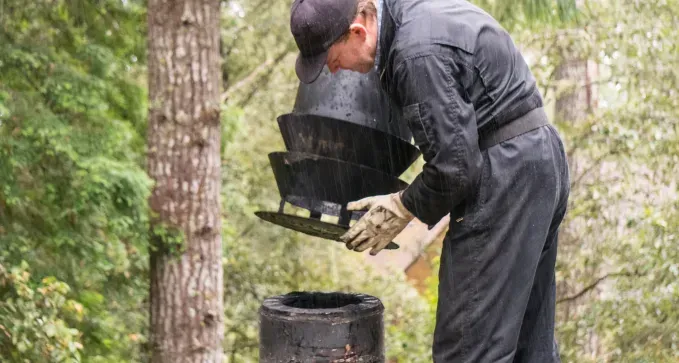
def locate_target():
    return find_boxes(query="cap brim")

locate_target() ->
[295,51,328,84]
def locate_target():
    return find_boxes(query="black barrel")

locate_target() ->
[259,291,385,362]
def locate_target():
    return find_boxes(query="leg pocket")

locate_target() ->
[450,151,491,229]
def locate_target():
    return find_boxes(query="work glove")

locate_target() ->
[339,191,415,256]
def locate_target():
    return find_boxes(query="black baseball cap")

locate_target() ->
[290,0,358,84]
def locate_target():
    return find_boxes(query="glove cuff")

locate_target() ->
[393,191,415,220]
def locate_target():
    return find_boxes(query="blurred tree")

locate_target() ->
[0,0,151,361]
[475,0,578,31]
[512,0,679,360]
[0,262,83,362]
[146,0,224,362]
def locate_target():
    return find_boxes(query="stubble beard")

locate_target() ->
[359,53,376,73]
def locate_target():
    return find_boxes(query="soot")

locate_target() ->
[281,292,362,309]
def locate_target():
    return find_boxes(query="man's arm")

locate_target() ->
[393,52,484,226]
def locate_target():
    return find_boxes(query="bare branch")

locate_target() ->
[564,121,602,159]
[237,49,291,108]
[221,46,292,104]
[237,222,255,239]
[222,0,270,56]
[569,149,616,190]
[557,270,638,304]
[221,57,270,102]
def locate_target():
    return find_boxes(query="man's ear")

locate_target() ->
[348,23,368,41]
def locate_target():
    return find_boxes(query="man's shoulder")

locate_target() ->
[386,0,505,59]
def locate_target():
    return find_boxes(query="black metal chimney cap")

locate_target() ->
[268,151,408,208]
[277,113,420,176]
[293,67,412,141]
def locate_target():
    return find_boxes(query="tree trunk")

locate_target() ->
[554,58,596,122]
[553,52,600,357]
[147,0,224,362]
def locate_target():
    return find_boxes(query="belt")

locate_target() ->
[478,107,549,151]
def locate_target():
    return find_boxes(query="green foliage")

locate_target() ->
[0,0,151,362]
[512,0,679,361]
[0,261,83,362]
[472,0,579,31]
[149,223,186,257]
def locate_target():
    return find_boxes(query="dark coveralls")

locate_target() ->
[376,0,570,361]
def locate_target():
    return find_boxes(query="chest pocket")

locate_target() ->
[402,103,436,161]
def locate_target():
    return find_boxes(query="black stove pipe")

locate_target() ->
[259,291,385,362]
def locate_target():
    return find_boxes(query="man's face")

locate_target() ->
[326,17,378,75]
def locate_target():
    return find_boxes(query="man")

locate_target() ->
[289,0,570,361]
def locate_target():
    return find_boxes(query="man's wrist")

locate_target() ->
[395,190,415,219]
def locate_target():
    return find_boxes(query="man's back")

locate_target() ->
[380,0,543,132]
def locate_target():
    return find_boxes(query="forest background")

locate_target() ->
[0,0,677,362]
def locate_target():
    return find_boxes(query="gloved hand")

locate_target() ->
[339,191,415,255]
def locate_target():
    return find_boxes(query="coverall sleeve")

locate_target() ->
[393,53,484,226]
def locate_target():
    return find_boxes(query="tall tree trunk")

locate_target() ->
[554,58,596,122]
[147,0,224,362]
[553,51,600,357]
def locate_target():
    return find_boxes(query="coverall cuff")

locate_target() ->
[400,175,452,226]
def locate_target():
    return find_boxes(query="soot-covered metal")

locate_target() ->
[254,67,420,248]
[259,291,385,362]
[277,114,419,176]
